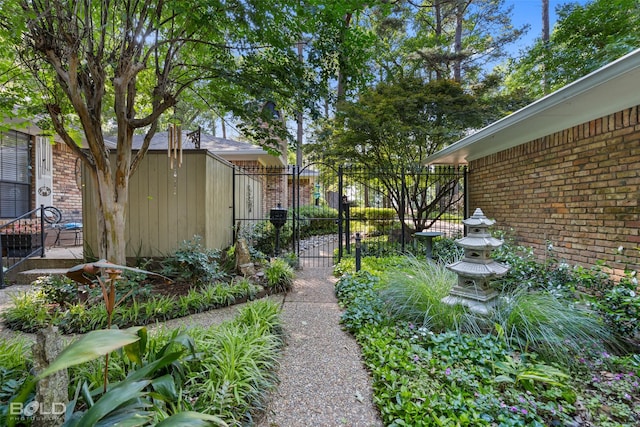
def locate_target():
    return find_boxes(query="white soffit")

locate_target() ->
[425,48,640,165]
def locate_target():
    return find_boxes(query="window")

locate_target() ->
[0,130,31,218]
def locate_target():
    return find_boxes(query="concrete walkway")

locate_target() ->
[257,267,383,427]
[0,263,382,426]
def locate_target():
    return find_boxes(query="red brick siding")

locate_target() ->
[469,105,640,278]
[230,160,289,215]
[287,177,313,208]
[52,143,83,221]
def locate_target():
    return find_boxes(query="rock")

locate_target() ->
[239,262,256,276]
[32,326,68,427]
[235,238,255,276]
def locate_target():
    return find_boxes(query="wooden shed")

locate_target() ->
[83,150,264,258]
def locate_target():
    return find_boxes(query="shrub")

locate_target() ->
[249,219,293,257]
[264,258,294,293]
[279,251,299,269]
[334,267,613,426]
[297,204,338,237]
[333,254,408,277]
[595,271,640,341]
[350,207,396,222]
[160,236,226,284]
[379,256,480,333]
[184,300,283,424]
[2,291,54,333]
[337,251,640,426]
[363,255,622,366]
[3,280,263,334]
[34,274,79,306]
[493,290,620,367]
[0,338,33,427]
[432,236,464,263]
[335,271,387,332]
[31,300,284,426]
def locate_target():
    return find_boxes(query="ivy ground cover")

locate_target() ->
[335,253,640,426]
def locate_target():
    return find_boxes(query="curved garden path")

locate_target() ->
[0,263,382,426]
[257,266,382,427]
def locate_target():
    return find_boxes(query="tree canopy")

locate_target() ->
[307,76,482,232]
[506,0,640,97]
[307,0,527,231]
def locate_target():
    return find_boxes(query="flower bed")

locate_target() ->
[334,254,640,426]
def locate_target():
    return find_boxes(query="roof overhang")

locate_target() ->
[425,48,640,165]
[210,150,285,167]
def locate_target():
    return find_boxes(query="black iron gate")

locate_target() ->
[291,163,341,268]
[232,164,466,268]
[334,165,467,262]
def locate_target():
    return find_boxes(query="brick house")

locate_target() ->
[426,49,640,277]
[0,123,83,228]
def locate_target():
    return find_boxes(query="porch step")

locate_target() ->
[14,268,70,285]
[21,257,80,270]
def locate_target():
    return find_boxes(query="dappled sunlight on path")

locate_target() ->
[257,267,382,426]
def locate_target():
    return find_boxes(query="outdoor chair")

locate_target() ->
[43,206,83,247]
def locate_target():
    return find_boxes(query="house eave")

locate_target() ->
[425,48,640,165]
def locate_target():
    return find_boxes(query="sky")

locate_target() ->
[505,0,590,54]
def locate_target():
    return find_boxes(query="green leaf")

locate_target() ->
[78,379,151,426]
[155,411,228,427]
[151,374,178,402]
[95,410,151,427]
[157,331,195,359]
[126,351,183,383]
[124,327,148,366]
[36,327,143,380]
[493,374,514,384]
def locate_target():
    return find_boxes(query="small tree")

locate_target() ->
[308,77,481,232]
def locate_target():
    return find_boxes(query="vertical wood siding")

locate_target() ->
[83,150,235,258]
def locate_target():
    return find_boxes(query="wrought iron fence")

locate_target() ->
[336,165,467,260]
[231,164,466,268]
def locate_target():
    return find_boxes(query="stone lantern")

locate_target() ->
[443,208,509,314]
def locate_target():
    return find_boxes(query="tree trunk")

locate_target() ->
[32,326,68,427]
[297,37,304,166]
[434,0,443,80]
[542,0,550,94]
[542,0,550,42]
[91,167,128,265]
[454,2,464,82]
[336,13,353,105]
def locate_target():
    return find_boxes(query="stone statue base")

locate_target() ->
[442,283,499,315]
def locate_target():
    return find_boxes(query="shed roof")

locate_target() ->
[425,48,640,165]
[108,131,285,167]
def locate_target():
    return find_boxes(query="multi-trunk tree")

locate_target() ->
[0,0,371,264]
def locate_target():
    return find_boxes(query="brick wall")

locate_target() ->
[230,161,289,215]
[288,177,313,208]
[469,105,640,277]
[52,143,83,221]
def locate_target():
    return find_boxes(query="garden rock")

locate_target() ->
[236,238,255,276]
[32,326,68,427]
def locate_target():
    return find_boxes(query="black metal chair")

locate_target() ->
[44,206,83,246]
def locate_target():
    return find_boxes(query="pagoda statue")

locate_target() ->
[443,208,509,314]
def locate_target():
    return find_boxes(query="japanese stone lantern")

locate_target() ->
[443,208,509,314]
